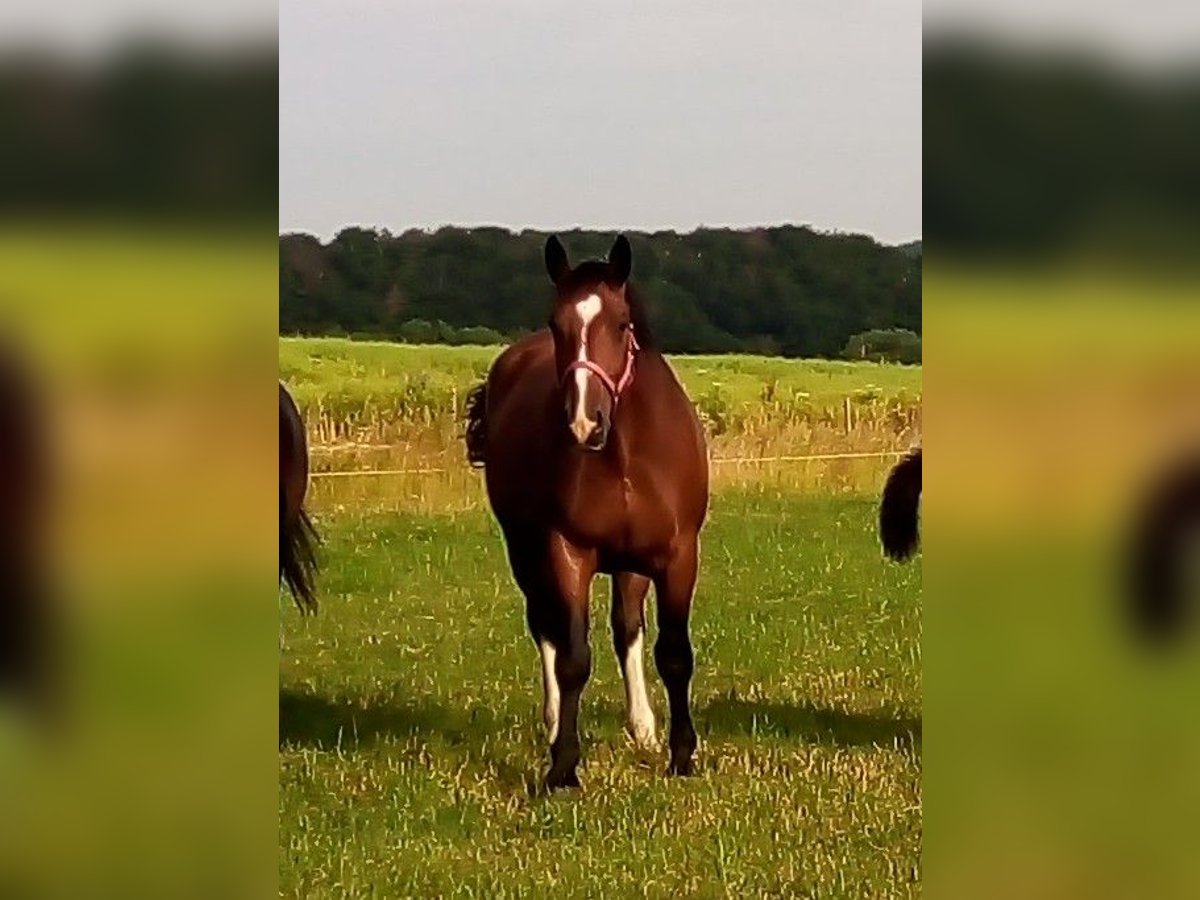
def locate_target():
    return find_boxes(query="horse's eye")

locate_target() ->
[618,321,630,332]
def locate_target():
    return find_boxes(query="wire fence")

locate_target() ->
[309,448,912,479]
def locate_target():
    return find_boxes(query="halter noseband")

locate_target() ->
[561,327,640,406]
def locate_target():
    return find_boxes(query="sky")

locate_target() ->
[280,0,922,244]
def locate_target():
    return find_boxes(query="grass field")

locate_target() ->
[279,486,921,897]
[279,336,921,896]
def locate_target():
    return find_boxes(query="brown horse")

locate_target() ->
[880,447,921,561]
[465,235,709,789]
[280,382,318,614]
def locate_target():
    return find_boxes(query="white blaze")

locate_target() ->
[622,629,659,750]
[540,640,560,743]
[569,294,602,444]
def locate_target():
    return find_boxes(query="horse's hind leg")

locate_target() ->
[611,572,658,751]
[653,539,700,776]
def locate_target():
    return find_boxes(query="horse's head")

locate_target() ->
[544,234,638,451]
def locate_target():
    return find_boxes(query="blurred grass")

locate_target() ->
[1,226,274,376]
[925,264,1200,898]
[279,489,921,897]
[0,226,277,898]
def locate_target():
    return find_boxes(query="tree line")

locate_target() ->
[3,46,276,221]
[925,41,1200,265]
[280,226,921,359]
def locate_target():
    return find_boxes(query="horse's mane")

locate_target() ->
[564,261,657,351]
[626,284,657,352]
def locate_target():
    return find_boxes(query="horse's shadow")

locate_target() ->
[280,687,489,747]
[279,687,538,792]
[698,696,921,749]
[281,688,920,766]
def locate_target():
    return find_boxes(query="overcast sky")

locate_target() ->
[280,0,921,243]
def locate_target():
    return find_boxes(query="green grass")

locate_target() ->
[279,488,921,897]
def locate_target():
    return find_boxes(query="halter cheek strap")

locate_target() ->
[562,328,640,405]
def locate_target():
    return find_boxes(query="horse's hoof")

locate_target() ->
[667,755,695,777]
[544,767,581,791]
[626,724,661,754]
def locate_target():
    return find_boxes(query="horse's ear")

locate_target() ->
[608,234,632,285]
[544,235,570,286]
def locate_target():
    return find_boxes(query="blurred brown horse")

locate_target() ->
[280,382,318,613]
[466,235,709,789]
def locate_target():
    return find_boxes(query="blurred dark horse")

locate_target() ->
[280,382,318,613]
[466,235,709,789]
[1126,455,1200,644]
[0,340,52,716]
[880,448,921,561]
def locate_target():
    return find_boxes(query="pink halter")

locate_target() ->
[562,327,640,406]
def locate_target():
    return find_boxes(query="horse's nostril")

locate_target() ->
[584,419,608,449]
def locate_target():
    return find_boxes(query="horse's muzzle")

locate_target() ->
[570,408,608,451]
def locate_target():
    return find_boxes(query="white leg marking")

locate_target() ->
[540,640,560,744]
[569,294,602,444]
[622,629,659,750]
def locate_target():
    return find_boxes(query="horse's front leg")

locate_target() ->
[612,571,658,751]
[543,532,596,790]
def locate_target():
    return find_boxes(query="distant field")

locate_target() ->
[279,489,922,897]
[279,336,921,412]
[279,337,921,471]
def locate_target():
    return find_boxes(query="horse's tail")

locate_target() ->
[464,382,488,467]
[280,490,319,614]
[880,448,922,561]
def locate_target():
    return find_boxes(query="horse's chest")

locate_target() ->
[560,475,674,556]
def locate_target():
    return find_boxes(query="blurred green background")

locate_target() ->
[924,35,1200,899]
